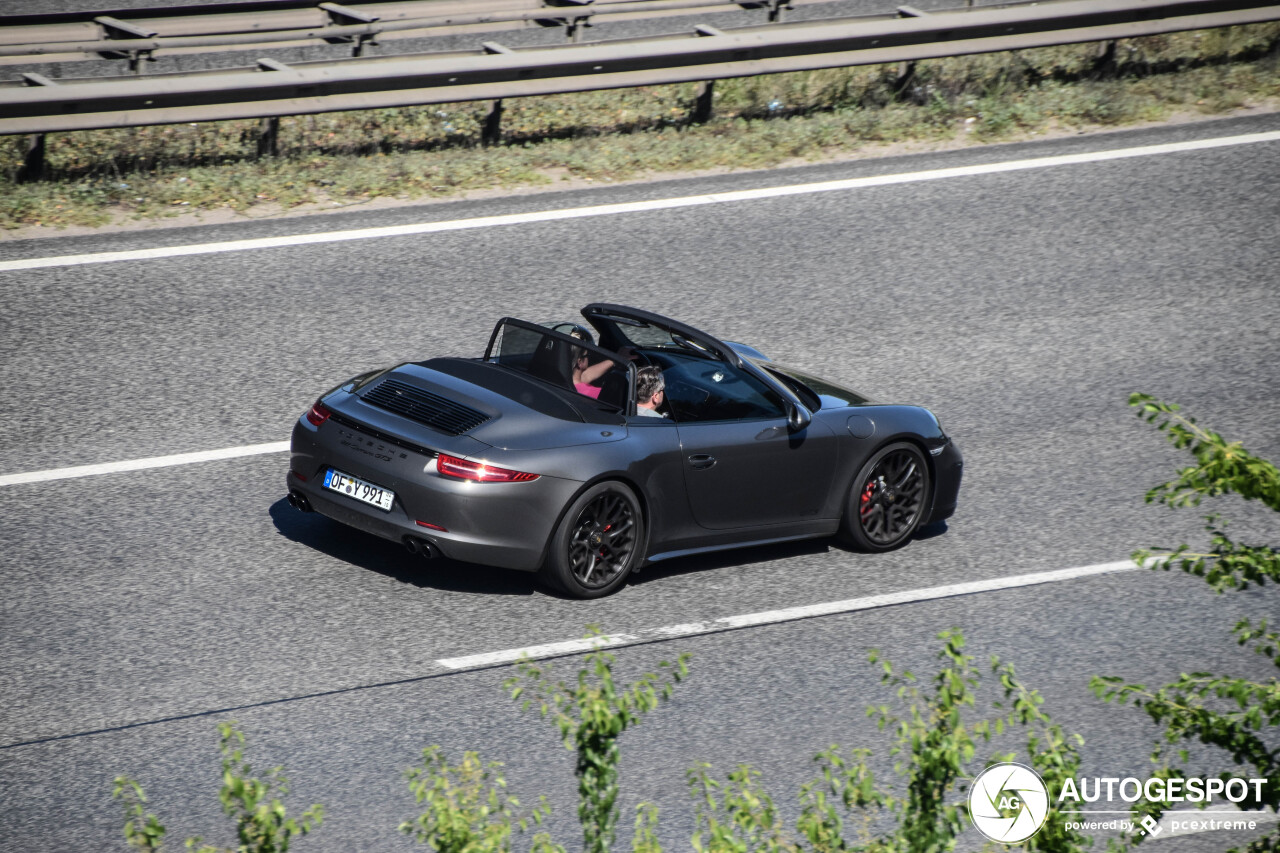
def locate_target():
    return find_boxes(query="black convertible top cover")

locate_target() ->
[419,357,625,426]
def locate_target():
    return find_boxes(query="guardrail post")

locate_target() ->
[254,59,290,158]
[554,0,593,42]
[258,117,280,158]
[893,7,927,101]
[691,81,715,124]
[480,42,513,146]
[320,2,380,57]
[95,15,156,73]
[16,133,47,183]
[482,99,504,146]
[690,26,722,124]
[893,61,917,100]
[1092,39,1118,77]
[15,73,56,182]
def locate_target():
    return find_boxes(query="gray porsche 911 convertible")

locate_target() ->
[286,304,962,598]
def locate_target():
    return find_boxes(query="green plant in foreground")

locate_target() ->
[1091,395,1280,853]
[400,746,562,853]
[690,630,1089,853]
[113,722,323,853]
[506,628,690,853]
[112,776,166,851]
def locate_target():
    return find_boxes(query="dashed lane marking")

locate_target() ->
[435,560,1141,669]
[0,441,289,487]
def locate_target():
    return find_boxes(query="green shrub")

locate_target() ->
[505,629,690,853]
[113,722,323,853]
[1091,396,1280,853]
[400,746,561,853]
[688,630,1088,853]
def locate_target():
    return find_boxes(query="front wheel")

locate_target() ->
[541,482,645,598]
[838,442,930,552]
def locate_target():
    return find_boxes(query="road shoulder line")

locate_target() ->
[2,131,1278,273]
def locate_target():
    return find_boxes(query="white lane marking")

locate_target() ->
[0,441,289,487]
[435,559,1141,670]
[437,634,642,670]
[3,130,1278,273]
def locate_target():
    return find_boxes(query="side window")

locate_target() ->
[666,362,786,423]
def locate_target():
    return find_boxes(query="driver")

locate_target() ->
[634,366,667,418]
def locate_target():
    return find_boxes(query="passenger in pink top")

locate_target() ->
[572,350,608,398]
[569,329,633,399]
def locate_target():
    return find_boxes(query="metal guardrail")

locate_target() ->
[2,0,1276,138]
[0,0,811,65]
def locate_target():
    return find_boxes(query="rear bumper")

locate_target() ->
[287,418,583,571]
[927,439,963,524]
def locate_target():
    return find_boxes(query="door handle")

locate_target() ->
[688,454,717,470]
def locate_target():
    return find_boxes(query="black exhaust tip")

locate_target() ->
[404,537,437,559]
[288,490,313,512]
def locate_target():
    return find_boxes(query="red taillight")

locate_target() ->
[306,402,331,427]
[416,520,448,532]
[437,454,538,483]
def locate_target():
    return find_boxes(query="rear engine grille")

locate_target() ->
[362,378,491,436]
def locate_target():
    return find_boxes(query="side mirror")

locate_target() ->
[787,401,812,432]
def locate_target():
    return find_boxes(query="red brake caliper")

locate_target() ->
[860,481,875,515]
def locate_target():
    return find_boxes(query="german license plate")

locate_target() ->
[323,468,395,512]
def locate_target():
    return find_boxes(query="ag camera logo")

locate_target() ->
[968,763,1050,844]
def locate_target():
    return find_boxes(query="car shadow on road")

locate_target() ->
[271,498,952,597]
[268,497,541,596]
[629,537,835,587]
[629,521,949,588]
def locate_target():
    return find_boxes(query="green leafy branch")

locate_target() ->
[112,776,166,852]
[992,659,1090,853]
[505,627,689,853]
[1128,393,1280,513]
[1090,673,1279,809]
[1090,396,1280,853]
[691,630,1086,853]
[689,764,796,853]
[399,746,562,853]
[867,628,987,853]
[794,747,887,853]
[115,722,322,853]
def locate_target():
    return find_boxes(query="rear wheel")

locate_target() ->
[838,442,930,552]
[541,482,644,598]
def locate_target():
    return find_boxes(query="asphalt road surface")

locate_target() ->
[2,112,1279,851]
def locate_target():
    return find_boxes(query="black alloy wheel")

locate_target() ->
[543,482,644,598]
[839,442,930,552]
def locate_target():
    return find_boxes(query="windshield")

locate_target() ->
[766,364,869,409]
[603,319,718,359]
